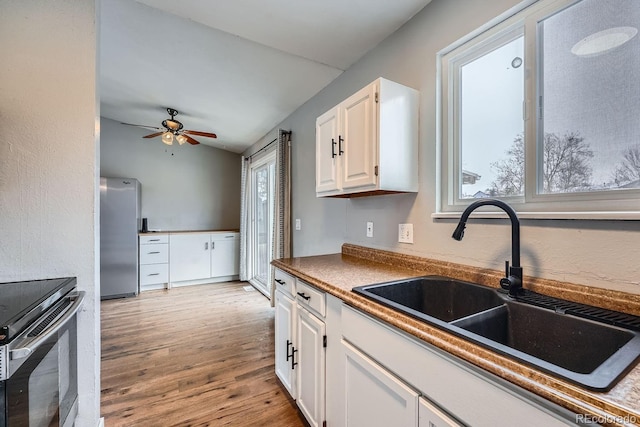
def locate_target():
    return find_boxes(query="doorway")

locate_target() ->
[249,151,276,297]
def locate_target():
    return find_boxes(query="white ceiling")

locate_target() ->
[100,0,431,152]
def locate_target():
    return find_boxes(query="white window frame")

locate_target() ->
[435,0,640,219]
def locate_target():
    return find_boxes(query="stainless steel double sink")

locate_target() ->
[353,276,640,391]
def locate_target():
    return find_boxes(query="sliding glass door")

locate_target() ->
[249,153,276,297]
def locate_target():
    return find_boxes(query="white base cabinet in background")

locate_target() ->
[169,233,211,282]
[138,234,169,291]
[211,233,240,277]
[169,231,239,286]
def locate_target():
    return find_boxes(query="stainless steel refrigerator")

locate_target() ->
[100,177,141,299]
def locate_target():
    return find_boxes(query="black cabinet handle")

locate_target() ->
[275,279,286,285]
[297,292,311,301]
[338,135,344,155]
[291,345,298,369]
[286,339,293,361]
[331,138,337,158]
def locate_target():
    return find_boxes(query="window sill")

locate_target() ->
[432,211,640,220]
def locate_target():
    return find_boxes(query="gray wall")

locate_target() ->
[0,0,100,424]
[101,118,241,231]
[247,0,640,295]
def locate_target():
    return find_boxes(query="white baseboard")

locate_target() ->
[169,275,239,288]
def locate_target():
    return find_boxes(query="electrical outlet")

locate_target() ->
[295,219,301,230]
[366,221,374,238]
[398,223,413,243]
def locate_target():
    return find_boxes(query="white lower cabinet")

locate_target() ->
[273,270,327,427]
[296,306,326,427]
[341,305,576,427]
[419,397,461,427]
[169,232,239,285]
[169,233,211,282]
[274,269,578,427]
[210,232,240,277]
[343,340,419,427]
[138,234,169,291]
[275,288,296,396]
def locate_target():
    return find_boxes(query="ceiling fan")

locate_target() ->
[121,108,217,146]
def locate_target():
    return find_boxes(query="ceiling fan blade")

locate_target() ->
[183,134,200,145]
[120,122,162,131]
[143,131,164,139]
[183,130,217,138]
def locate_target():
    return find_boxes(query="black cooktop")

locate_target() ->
[0,277,77,344]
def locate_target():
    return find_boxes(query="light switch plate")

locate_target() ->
[399,223,413,243]
[366,221,374,238]
[295,219,301,230]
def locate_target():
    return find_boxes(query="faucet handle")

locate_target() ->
[500,260,511,292]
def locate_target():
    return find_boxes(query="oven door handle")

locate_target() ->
[10,291,85,360]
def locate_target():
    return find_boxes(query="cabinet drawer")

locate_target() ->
[211,232,239,240]
[296,280,325,317]
[140,234,169,244]
[139,243,169,264]
[139,264,168,285]
[274,269,295,296]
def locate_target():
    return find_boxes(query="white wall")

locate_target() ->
[246,0,640,295]
[101,118,241,231]
[0,0,100,425]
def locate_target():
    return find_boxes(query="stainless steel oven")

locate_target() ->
[0,277,84,427]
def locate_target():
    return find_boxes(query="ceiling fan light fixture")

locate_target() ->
[162,131,174,145]
[125,107,215,146]
[164,119,182,131]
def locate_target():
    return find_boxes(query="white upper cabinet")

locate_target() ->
[315,77,419,198]
[341,83,377,191]
[315,106,340,193]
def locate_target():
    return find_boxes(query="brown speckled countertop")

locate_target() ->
[272,244,640,427]
[138,229,239,236]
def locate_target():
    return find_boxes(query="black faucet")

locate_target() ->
[451,199,523,297]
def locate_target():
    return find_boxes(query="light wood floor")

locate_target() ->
[101,281,306,427]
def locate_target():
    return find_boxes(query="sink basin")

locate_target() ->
[353,276,640,391]
[452,301,640,389]
[352,276,504,322]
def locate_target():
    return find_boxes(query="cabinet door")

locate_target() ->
[275,290,297,397]
[169,233,211,282]
[343,340,418,427]
[316,106,340,194]
[418,397,462,427]
[341,82,378,191]
[297,306,326,427]
[210,235,239,277]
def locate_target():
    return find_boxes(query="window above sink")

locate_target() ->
[436,0,640,219]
